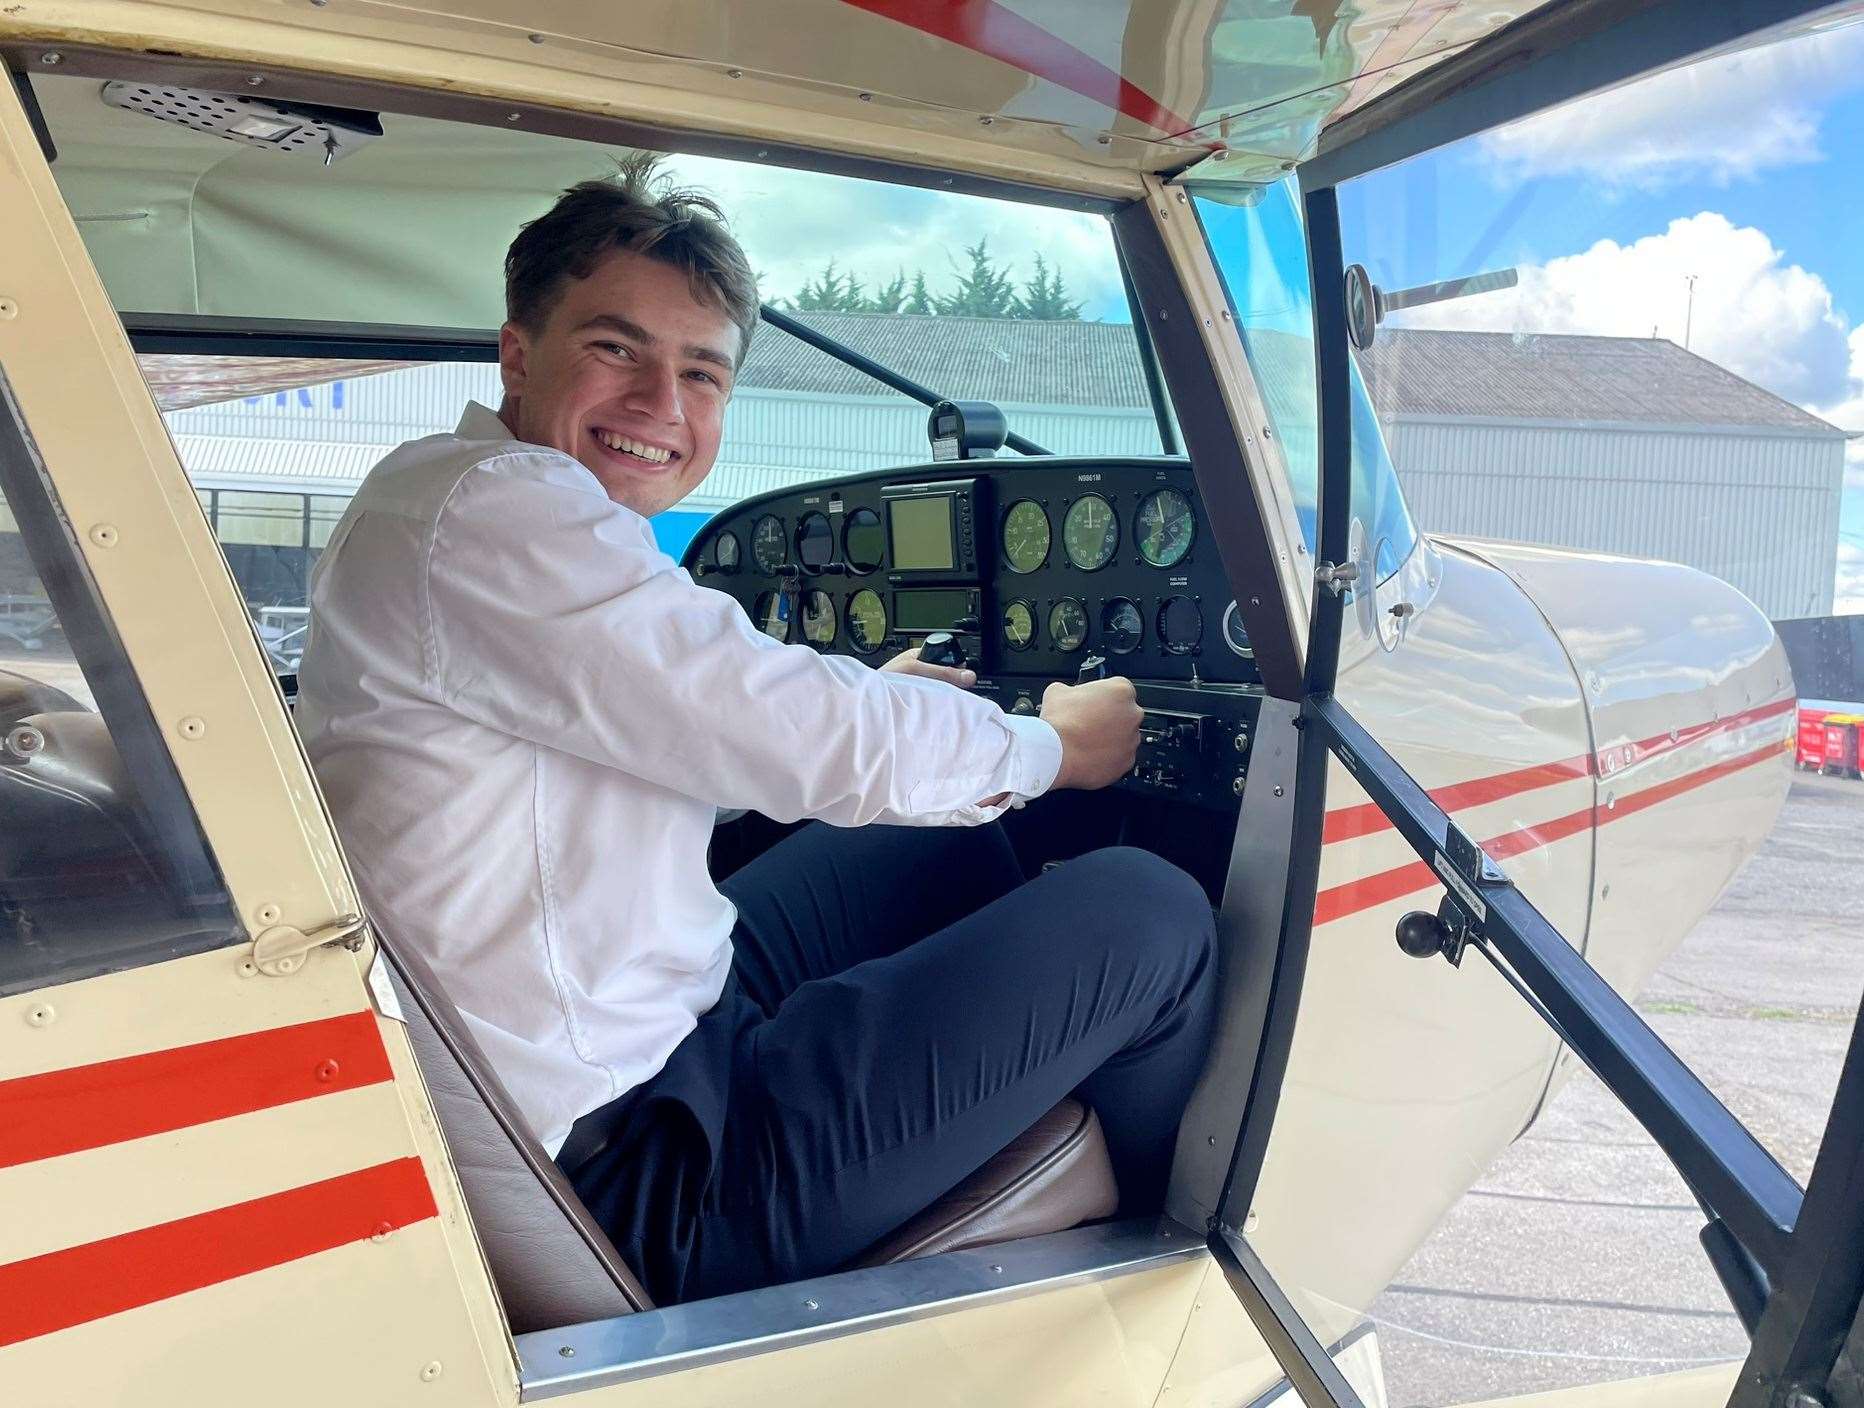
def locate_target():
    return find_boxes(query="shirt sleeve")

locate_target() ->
[422,456,1063,827]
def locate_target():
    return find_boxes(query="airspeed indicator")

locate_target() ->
[752,515,787,575]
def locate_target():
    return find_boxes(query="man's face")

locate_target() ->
[498,249,740,518]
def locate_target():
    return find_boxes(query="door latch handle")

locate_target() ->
[250,914,368,977]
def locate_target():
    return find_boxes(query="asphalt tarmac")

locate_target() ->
[1367,769,1864,1406]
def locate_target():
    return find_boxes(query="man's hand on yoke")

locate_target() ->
[1042,678,1143,791]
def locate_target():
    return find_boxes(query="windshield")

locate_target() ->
[32,79,1180,637]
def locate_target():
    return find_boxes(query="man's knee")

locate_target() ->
[1055,846,1214,977]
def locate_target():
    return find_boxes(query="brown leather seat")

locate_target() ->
[381,936,1118,1331]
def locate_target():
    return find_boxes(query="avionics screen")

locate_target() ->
[887,495,955,571]
[894,590,973,633]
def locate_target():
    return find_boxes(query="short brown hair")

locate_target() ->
[504,154,759,362]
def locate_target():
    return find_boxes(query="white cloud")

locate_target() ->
[1834,539,1864,614]
[664,155,1129,318]
[1476,21,1864,187]
[1395,212,1857,409]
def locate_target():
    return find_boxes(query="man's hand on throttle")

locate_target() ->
[881,645,976,690]
[1041,678,1142,791]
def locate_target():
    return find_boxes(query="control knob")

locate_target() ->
[920,631,967,669]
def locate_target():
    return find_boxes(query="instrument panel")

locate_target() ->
[686,458,1262,808]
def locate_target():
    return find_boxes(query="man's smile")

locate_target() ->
[591,426,681,470]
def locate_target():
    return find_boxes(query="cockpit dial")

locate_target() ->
[796,512,834,572]
[1221,600,1254,659]
[1100,598,1143,655]
[844,507,884,573]
[1136,489,1195,569]
[846,589,887,655]
[753,589,791,642]
[1002,500,1050,574]
[1157,595,1202,655]
[1002,599,1036,650]
[1048,597,1088,653]
[710,530,740,574]
[752,515,787,575]
[802,590,837,645]
[1062,494,1118,571]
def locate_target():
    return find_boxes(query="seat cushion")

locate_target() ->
[852,1099,1119,1266]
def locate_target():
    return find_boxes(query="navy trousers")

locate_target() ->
[564,822,1217,1304]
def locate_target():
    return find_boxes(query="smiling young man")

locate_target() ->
[298,159,1216,1305]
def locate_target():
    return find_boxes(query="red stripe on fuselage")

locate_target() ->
[836,0,1192,134]
[0,1010,392,1169]
[1312,738,1788,927]
[0,1158,436,1347]
[1321,698,1795,846]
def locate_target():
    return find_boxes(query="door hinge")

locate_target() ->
[250,914,368,977]
[1314,560,1359,595]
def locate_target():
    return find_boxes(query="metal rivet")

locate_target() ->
[1096,134,1111,145]
[727,68,743,78]
[246,75,265,87]
[989,1263,1003,1273]
[177,716,206,740]
[1605,792,1616,810]
[26,1003,55,1027]
[88,524,118,547]
[758,150,771,160]
[420,1361,442,1383]
[527,32,545,43]
[1273,785,1284,797]
[256,903,282,925]
[237,960,258,978]
[275,955,299,973]
[507,112,521,122]
[979,115,994,126]
[1262,426,1273,439]
[1601,883,1611,899]
[316,1059,340,1081]
[1220,308,1232,321]
[558,1345,575,1358]
[4,723,45,760]
[40,52,61,66]
[1244,1210,1260,1233]
[1174,190,1187,203]
[0,297,17,320]
[858,91,873,102]
[802,1298,819,1311]
[310,0,327,6]
[1207,1134,1216,1145]
[371,1221,394,1243]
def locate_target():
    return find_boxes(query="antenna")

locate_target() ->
[1684,274,1699,349]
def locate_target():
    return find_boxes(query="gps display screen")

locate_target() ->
[893,589,973,633]
[887,495,955,571]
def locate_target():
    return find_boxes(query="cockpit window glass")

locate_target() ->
[0,383,240,994]
[1237,19,1864,1402]
[1191,177,1419,578]
[37,72,1175,542]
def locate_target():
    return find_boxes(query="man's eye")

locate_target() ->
[597,341,632,358]
[687,368,721,387]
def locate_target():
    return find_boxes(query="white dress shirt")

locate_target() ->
[298,403,1062,1153]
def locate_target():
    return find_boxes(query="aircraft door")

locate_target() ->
[0,70,514,1406]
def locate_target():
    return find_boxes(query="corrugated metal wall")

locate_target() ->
[1388,416,1846,618]
[165,363,1162,515]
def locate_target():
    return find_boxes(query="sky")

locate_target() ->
[1335,16,1864,611]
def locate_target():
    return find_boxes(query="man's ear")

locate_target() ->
[497,321,529,401]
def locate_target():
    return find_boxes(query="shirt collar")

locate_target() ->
[456,401,515,443]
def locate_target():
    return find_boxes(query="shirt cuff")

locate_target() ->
[996,712,1064,803]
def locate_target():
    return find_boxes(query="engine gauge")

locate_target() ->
[844,507,884,573]
[802,590,837,645]
[1136,488,1195,568]
[1048,597,1088,653]
[709,530,740,574]
[752,515,787,575]
[1100,598,1143,654]
[846,589,887,655]
[1157,595,1202,655]
[753,589,791,642]
[1062,494,1118,571]
[1002,599,1036,651]
[796,512,834,572]
[1002,500,1050,574]
[1221,600,1254,659]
